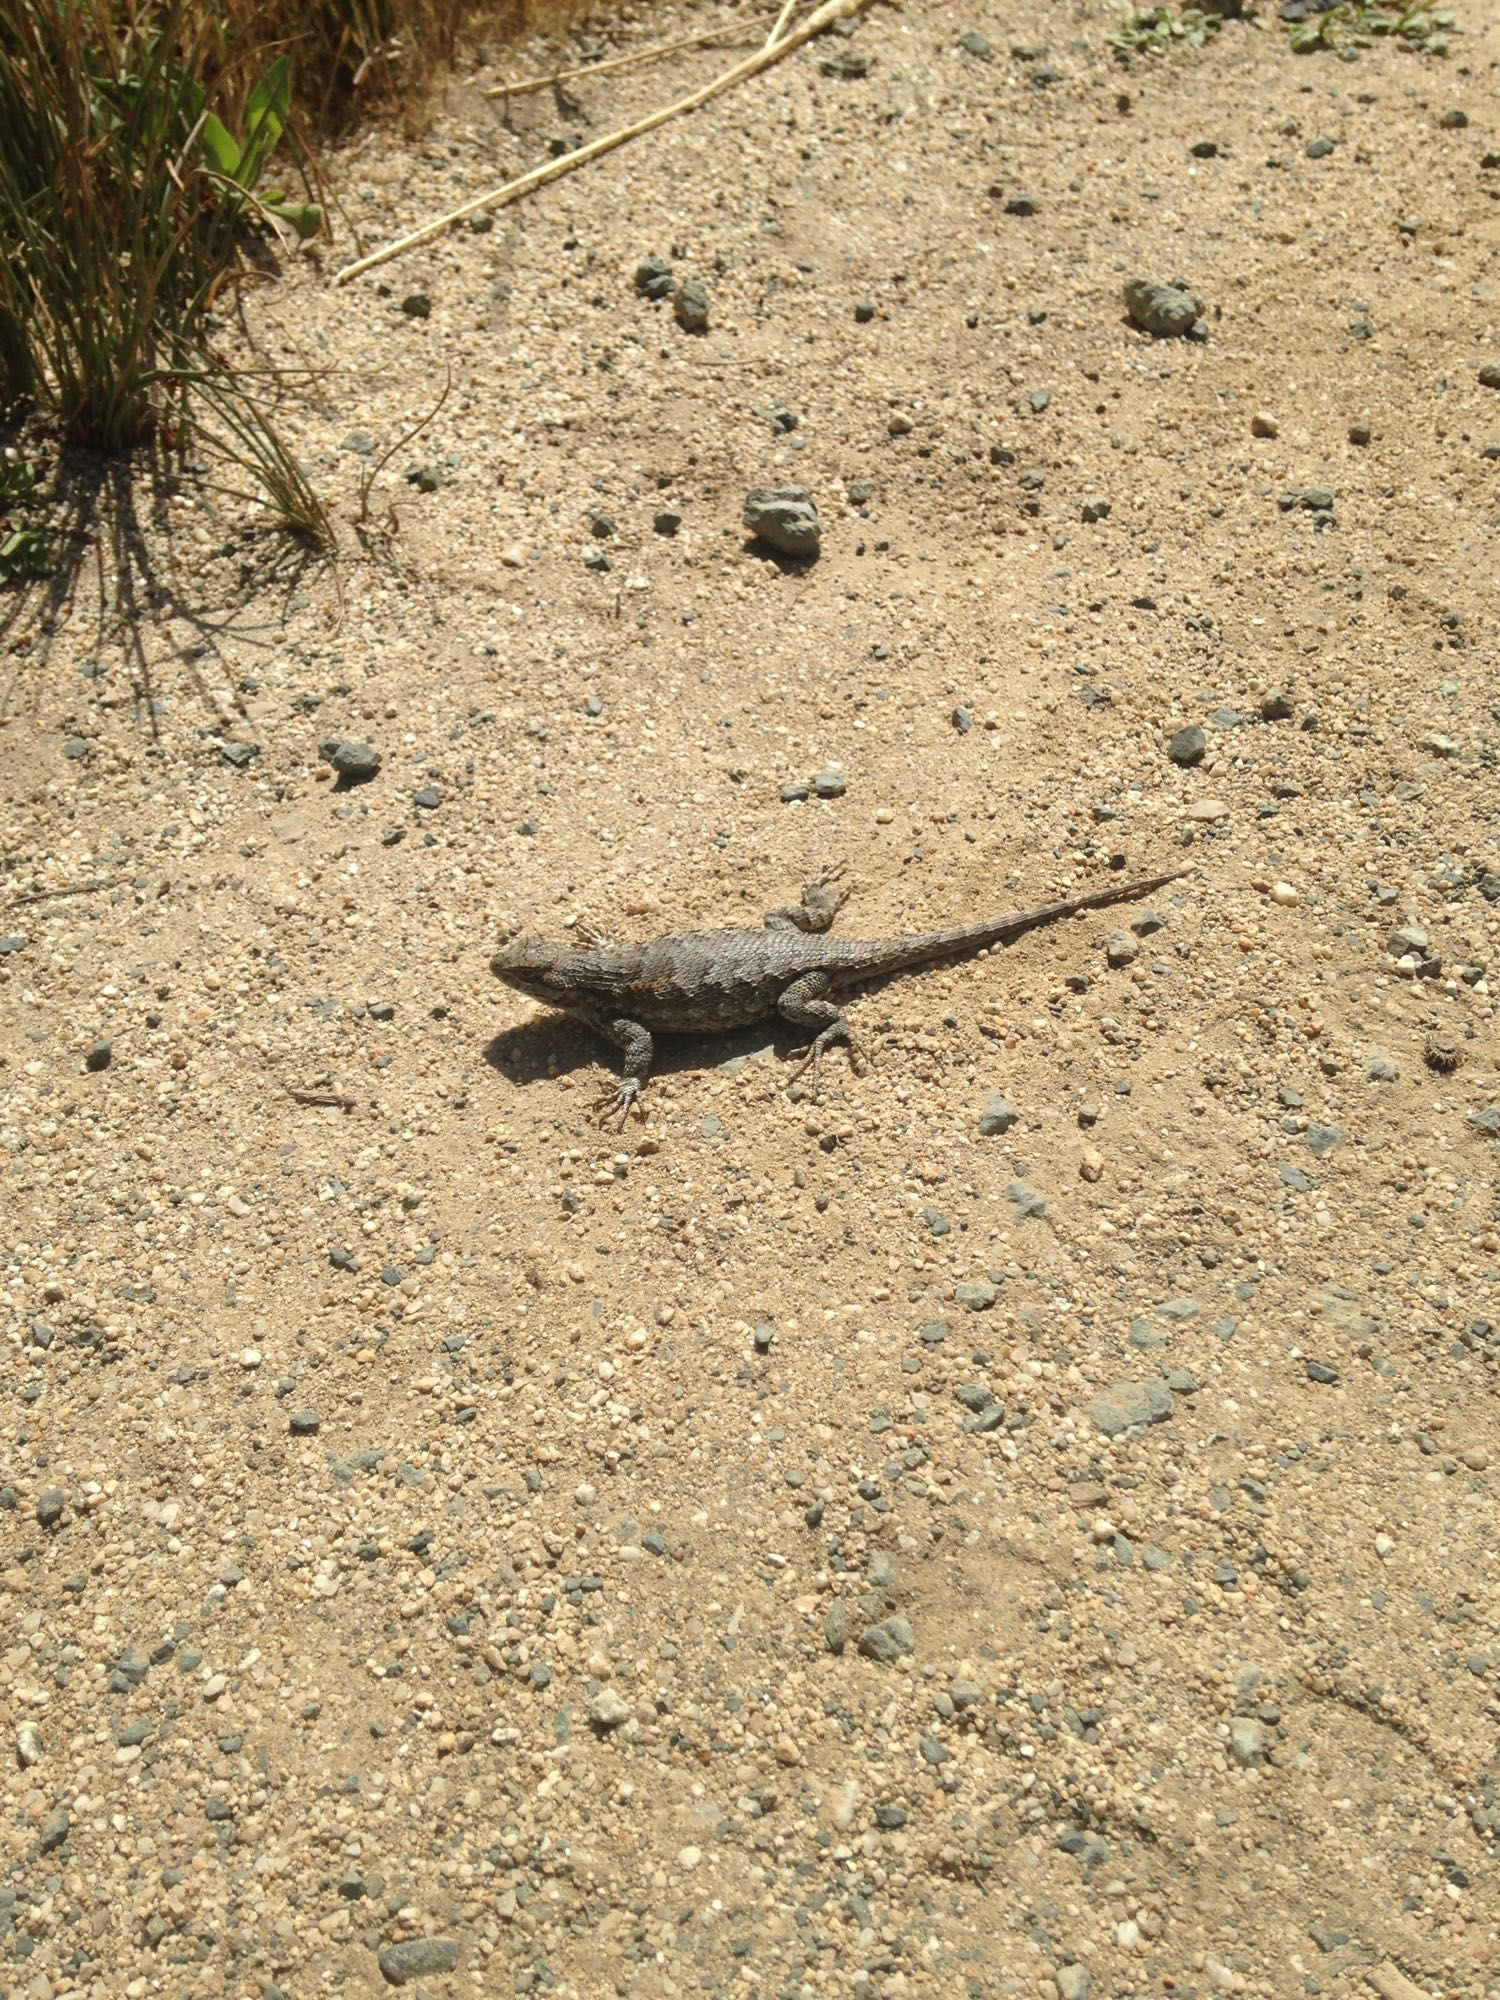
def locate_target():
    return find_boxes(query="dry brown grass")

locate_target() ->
[235,0,609,130]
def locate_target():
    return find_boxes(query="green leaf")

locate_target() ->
[262,197,324,241]
[241,55,290,186]
[200,113,242,180]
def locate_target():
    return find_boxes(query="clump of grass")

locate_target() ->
[1284,0,1457,55]
[1111,6,1223,58]
[233,0,602,131]
[0,448,52,584]
[0,0,329,541]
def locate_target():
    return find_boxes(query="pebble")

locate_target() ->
[84,1039,112,1072]
[857,1616,915,1664]
[1106,930,1138,968]
[16,1721,43,1768]
[1057,1970,1091,2000]
[1228,1717,1266,1767]
[824,1602,848,1655]
[1080,495,1111,522]
[978,1093,1019,1135]
[674,279,710,333]
[1123,276,1207,339]
[589,1688,632,1731]
[377,1938,462,1986]
[1168,722,1207,765]
[634,255,674,300]
[38,1806,70,1853]
[1086,1380,1173,1437]
[1479,364,1500,391]
[289,1409,321,1436]
[35,1486,65,1528]
[742,486,822,557]
[957,29,993,58]
[319,738,381,782]
[1251,411,1279,438]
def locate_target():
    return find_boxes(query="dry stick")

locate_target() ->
[335,0,877,286]
[482,12,784,98]
[764,0,802,48]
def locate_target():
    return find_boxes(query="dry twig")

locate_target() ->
[336,0,877,285]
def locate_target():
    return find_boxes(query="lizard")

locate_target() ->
[490,864,1189,1123]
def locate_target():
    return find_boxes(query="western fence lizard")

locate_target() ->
[492,864,1189,1122]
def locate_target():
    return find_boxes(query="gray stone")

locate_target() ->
[399,293,431,319]
[955,1281,997,1312]
[1388,925,1428,956]
[918,1733,949,1765]
[1106,930,1138,969]
[978,1094,1019,1135]
[1124,276,1206,338]
[857,1616,915,1664]
[1168,722,1207,765]
[950,1679,983,1710]
[653,508,682,536]
[319,738,381,782]
[743,486,822,558]
[1229,1717,1266,1766]
[1081,495,1111,522]
[36,1486,65,1528]
[812,769,846,798]
[674,280,710,334]
[0,936,26,955]
[1086,1379,1173,1438]
[83,1040,112,1073]
[1479,364,1500,391]
[413,785,441,810]
[957,30,993,57]
[824,1602,848,1655]
[1278,1164,1312,1191]
[38,1806,69,1853]
[1007,1180,1046,1219]
[289,1410,321,1436]
[1365,1055,1400,1082]
[378,1939,462,1986]
[589,1688,631,1731]
[1057,1966,1092,2000]
[1304,1122,1344,1157]
[634,255,675,300]
[220,740,258,768]
[1469,1107,1500,1138]
[1306,1360,1339,1385]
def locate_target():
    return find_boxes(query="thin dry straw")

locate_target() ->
[482,11,788,98]
[335,0,877,285]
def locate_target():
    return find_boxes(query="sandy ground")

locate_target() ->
[2,2,1499,1996]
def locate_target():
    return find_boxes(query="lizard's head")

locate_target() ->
[490,934,580,1005]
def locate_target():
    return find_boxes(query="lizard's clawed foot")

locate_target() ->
[785,1027,870,1098]
[593,1076,646,1128]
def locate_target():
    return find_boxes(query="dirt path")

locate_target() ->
[2,3,1498,1996]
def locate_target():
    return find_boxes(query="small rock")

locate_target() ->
[978,1094,1019,1136]
[289,1410,321,1436]
[1251,411,1279,438]
[955,1281,997,1312]
[399,293,431,319]
[957,30,993,58]
[1260,691,1295,721]
[1058,1970,1092,2000]
[1365,1055,1399,1083]
[743,486,822,558]
[405,464,440,493]
[16,1721,43,1767]
[320,738,381,783]
[84,1039,112,1073]
[1087,1380,1173,1438]
[853,299,876,324]
[589,1689,632,1731]
[1306,1359,1340,1385]
[1123,276,1207,339]
[1480,368,1500,391]
[1004,192,1039,216]
[1105,930,1138,969]
[1079,1146,1105,1183]
[412,785,442,811]
[887,410,914,436]
[652,508,682,536]
[1440,108,1468,129]
[824,1602,848,1655]
[857,1616,915,1664]
[1304,137,1335,159]
[1348,422,1371,446]
[634,255,675,300]
[378,1939,462,1986]
[674,279,710,334]
[1228,1717,1266,1766]
[38,1806,69,1852]
[220,740,258,768]
[1081,496,1111,522]
[1008,1179,1046,1218]
[587,507,615,538]
[1168,722,1207,766]
[36,1486,65,1528]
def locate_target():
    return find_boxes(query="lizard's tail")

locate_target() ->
[843,868,1193,979]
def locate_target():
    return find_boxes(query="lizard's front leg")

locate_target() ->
[764,862,851,936]
[583,1013,654,1125]
[777,971,869,1096]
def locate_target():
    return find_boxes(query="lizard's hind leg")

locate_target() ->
[764,862,852,936]
[777,970,870,1096]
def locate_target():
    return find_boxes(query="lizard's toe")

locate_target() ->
[593,1077,645,1128]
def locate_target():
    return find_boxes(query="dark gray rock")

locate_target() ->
[1087,1379,1173,1438]
[674,280,710,334]
[320,738,381,782]
[84,1040,112,1073]
[1124,277,1206,338]
[955,1281,997,1312]
[857,1616,915,1664]
[378,1939,462,1986]
[220,741,258,768]
[634,255,675,301]
[978,1094,1019,1135]
[1168,723,1207,765]
[289,1410,321,1436]
[36,1486,66,1527]
[743,486,822,558]
[38,1807,69,1852]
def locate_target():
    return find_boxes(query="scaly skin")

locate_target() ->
[491,865,1190,1122]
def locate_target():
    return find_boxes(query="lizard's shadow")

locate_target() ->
[482,1020,784,1089]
